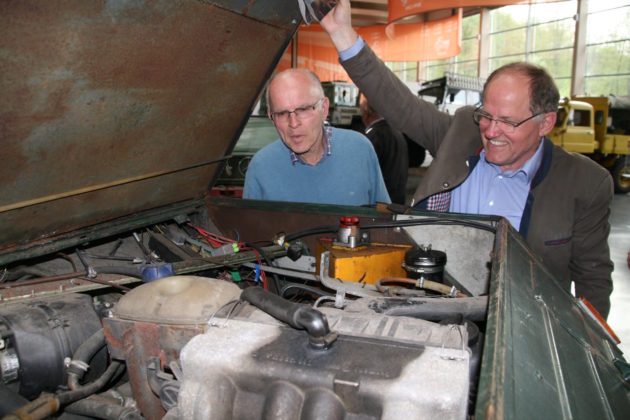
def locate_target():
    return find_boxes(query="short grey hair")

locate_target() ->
[483,62,559,114]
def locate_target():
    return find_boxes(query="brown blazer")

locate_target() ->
[342,45,614,317]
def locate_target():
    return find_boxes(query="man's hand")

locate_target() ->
[319,0,359,52]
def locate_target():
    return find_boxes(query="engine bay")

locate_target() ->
[0,206,496,419]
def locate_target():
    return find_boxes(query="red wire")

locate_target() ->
[188,223,267,289]
[187,223,235,247]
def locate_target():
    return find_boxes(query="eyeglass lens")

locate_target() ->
[272,99,322,122]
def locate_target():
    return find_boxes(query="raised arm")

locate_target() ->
[319,0,358,52]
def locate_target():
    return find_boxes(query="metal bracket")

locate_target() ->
[318,251,381,298]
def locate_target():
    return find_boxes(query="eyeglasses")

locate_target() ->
[270,98,324,123]
[473,107,544,133]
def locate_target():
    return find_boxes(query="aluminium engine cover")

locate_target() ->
[172,303,471,419]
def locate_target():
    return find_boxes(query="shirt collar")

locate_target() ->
[480,138,544,183]
[290,124,333,165]
[365,118,385,135]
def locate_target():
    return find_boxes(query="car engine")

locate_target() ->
[0,213,493,419]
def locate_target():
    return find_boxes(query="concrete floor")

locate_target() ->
[606,193,630,356]
[407,162,630,355]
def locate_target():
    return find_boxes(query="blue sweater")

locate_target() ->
[243,127,391,206]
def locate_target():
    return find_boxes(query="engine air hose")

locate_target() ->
[241,287,338,349]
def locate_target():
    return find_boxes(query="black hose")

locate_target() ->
[360,218,497,234]
[284,226,338,242]
[64,394,143,420]
[58,361,123,405]
[280,283,333,299]
[77,249,143,279]
[284,218,496,242]
[241,287,337,349]
[92,265,142,278]
[67,329,107,390]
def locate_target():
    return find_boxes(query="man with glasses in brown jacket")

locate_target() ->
[320,0,614,318]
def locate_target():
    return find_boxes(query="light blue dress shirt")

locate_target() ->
[449,139,545,229]
[339,37,366,61]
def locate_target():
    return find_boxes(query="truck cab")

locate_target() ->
[550,98,597,153]
[321,81,362,129]
[550,96,630,193]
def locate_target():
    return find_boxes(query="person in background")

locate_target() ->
[319,0,614,318]
[243,68,390,206]
[360,96,409,205]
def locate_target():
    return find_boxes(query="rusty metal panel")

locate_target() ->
[0,0,300,257]
[103,317,205,420]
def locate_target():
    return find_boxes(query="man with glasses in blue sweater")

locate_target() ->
[243,68,390,206]
[319,0,614,318]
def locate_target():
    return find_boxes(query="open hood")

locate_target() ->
[0,0,301,264]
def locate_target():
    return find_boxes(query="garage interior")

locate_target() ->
[1,0,629,417]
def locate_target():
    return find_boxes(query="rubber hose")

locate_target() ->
[93,265,142,278]
[58,361,123,405]
[280,283,333,299]
[376,277,464,297]
[67,329,106,390]
[65,395,143,420]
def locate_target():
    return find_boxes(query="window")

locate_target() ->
[569,109,591,127]
[423,13,480,81]
[584,2,630,95]
[487,1,576,97]
[389,1,630,100]
[385,62,418,83]
[555,108,567,128]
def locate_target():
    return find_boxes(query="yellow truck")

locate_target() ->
[549,95,630,193]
